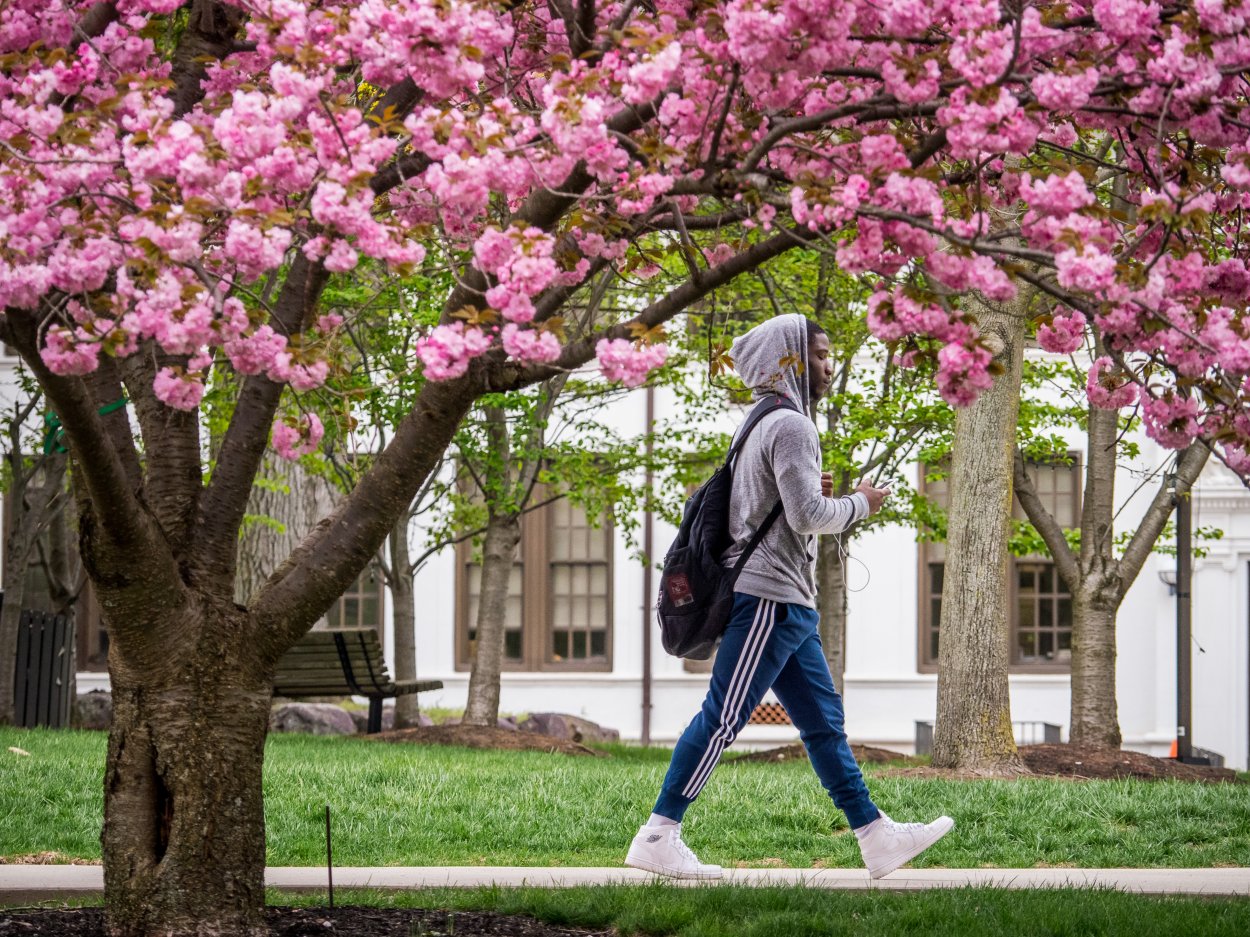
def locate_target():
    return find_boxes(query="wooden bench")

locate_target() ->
[272,628,442,734]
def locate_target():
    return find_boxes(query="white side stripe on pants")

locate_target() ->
[681,599,777,799]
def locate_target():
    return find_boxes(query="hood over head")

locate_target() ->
[730,313,811,413]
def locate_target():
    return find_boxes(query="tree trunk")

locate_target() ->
[462,510,521,727]
[389,515,421,728]
[102,604,272,937]
[1069,399,1123,747]
[235,456,338,608]
[933,294,1030,774]
[1069,590,1121,748]
[817,534,849,693]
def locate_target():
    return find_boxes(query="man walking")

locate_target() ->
[626,313,953,880]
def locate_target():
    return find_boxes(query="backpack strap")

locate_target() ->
[724,394,799,570]
[726,394,799,465]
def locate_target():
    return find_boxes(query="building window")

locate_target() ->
[918,457,1079,672]
[326,564,384,633]
[456,496,613,672]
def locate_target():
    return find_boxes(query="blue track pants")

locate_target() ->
[653,593,880,829]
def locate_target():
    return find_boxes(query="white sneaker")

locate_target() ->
[856,812,954,879]
[625,824,724,880]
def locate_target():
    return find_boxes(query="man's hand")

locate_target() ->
[821,471,833,497]
[854,478,890,515]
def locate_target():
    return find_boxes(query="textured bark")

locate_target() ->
[817,534,849,693]
[1014,396,1210,749]
[933,292,1030,775]
[235,457,338,609]
[462,509,522,727]
[388,516,421,728]
[1069,593,1120,747]
[102,602,271,937]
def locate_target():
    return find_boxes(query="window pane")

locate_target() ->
[1040,597,1053,628]
[1040,566,1053,592]
[1019,568,1035,590]
[1040,631,1054,659]
[591,631,605,656]
[1018,599,1035,630]
[362,596,379,628]
[344,597,359,625]
[930,564,943,592]
[553,631,568,660]
[1018,631,1036,660]
[573,631,587,658]
[505,630,523,659]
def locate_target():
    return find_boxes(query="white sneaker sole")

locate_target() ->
[867,816,955,879]
[625,852,724,880]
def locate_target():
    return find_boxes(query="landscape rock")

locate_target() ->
[72,690,112,731]
[270,703,357,735]
[518,712,619,744]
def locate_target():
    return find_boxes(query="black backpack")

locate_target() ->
[656,395,799,659]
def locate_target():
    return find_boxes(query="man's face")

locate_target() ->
[807,330,832,400]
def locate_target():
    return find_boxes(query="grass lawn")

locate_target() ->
[2,728,1249,870]
[263,886,1250,937]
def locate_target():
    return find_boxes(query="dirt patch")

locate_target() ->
[875,744,1242,783]
[731,743,920,765]
[0,907,611,936]
[370,724,604,757]
[0,852,99,866]
[1019,743,1241,783]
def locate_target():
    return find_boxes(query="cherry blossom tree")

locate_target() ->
[3,0,1250,932]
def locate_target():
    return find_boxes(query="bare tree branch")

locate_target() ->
[1013,447,1081,588]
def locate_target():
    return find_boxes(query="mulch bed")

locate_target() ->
[0,907,611,936]
[1017,743,1242,783]
[369,724,604,757]
[732,742,918,765]
[736,740,1241,782]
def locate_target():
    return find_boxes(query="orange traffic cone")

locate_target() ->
[1169,739,1178,758]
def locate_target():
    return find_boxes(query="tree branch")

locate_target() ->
[501,225,817,389]
[119,347,203,551]
[1117,441,1209,589]
[192,255,329,594]
[1013,447,1081,588]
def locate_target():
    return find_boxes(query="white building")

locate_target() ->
[3,343,1248,770]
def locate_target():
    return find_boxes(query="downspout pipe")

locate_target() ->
[642,384,655,746]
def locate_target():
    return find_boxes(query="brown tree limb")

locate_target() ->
[169,1,248,119]
[1117,441,1209,589]
[118,348,203,551]
[1013,447,1081,589]
[502,225,818,389]
[191,255,329,595]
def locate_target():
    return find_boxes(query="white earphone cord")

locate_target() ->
[832,534,871,593]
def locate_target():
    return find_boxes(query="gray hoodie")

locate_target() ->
[721,314,868,608]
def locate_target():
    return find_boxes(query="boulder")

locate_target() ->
[270,703,357,735]
[72,690,112,731]
[518,712,619,744]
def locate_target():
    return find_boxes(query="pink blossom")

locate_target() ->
[153,367,205,411]
[40,326,100,376]
[1086,357,1140,409]
[1142,392,1201,449]
[225,326,288,376]
[1036,308,1086,355]
[415,322,493,381]
[1030,69,1100,110]
[1056,245,1117,293]
[596,338,669,388]
[935,342,994,407]
[272,413,324,461]
[502,323,561,363]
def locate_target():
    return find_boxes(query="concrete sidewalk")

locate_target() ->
[2,866,1249,904]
